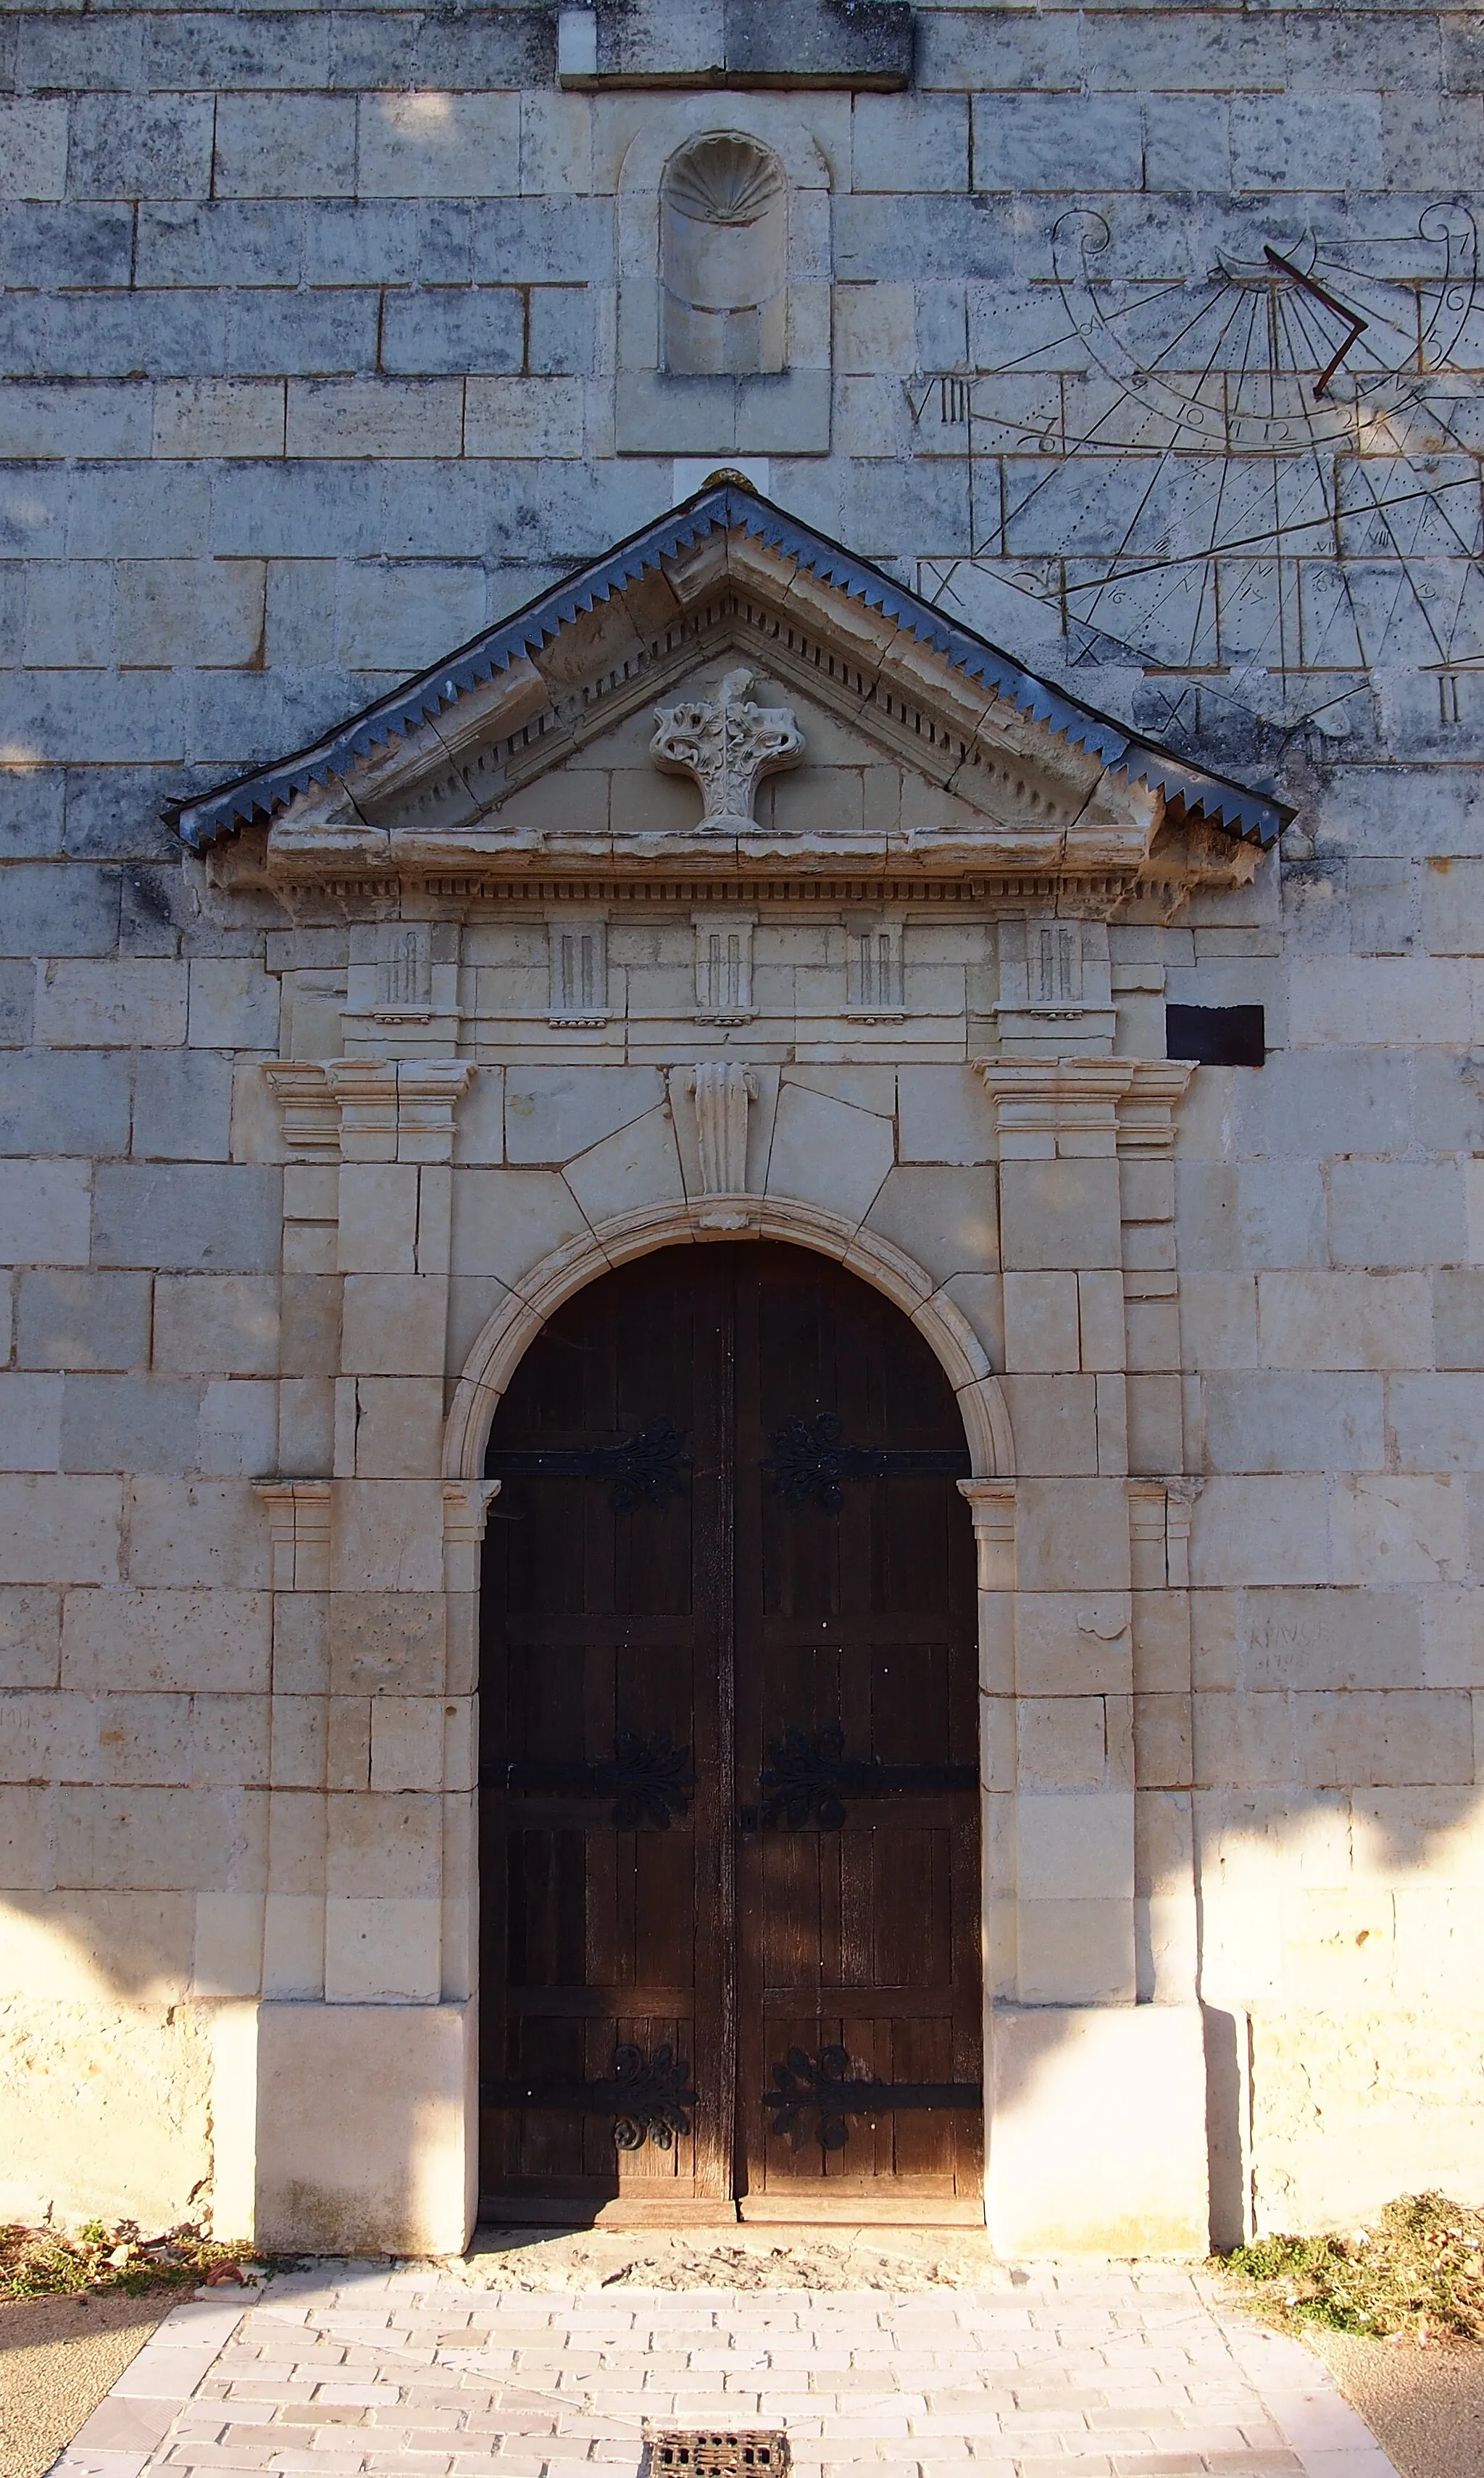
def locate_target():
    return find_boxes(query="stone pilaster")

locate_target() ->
[258,1059,475,2013]
[959,1478,1017,2012]
[975,1055,1209,2255]
[248,1056,483,2256]
[253,1480,334,2004]
[1129,1476,1202,2006]
[1117,1061,1194,1476]
[978,1061,1136,2008]
[440,1477,499,2004]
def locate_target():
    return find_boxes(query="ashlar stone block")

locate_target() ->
[324,1895,441,2002]
[766,1080,895,1225]
[358,91,522,198]
[864,1164,999,1285]
[327,1588,446,1692]
[999,1157,1123,1273]
[1016,1479,1133,1593]
[133,1050,235,1164]
[61,1588,271,1694]
[0,1588,62,1692]
[1257,1270,1433,1372]
[1001,1270,1080,1373]
[59,1374,200,1477]
[0,101,67,202]
[1191,1476,1330,1590]
[17,1271,149,1372]
[0,1374,63,1472]
[1330,1474,1467,1587]
[0,1161,91,1268]
[125,1477,272,1589]
[92,1165,283,1276]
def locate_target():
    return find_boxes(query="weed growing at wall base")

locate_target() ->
[1221,2193,1484,2340]
[0,2219,261,2300]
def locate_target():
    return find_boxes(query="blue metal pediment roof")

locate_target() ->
[170,479,1291,854]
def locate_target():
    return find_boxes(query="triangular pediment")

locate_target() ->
[175,482,1288,901]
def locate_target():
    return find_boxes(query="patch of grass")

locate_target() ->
[0,2219,263,2303]
[1217,2191,1484,2342]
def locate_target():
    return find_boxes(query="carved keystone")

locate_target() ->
[671,1060,759,1226]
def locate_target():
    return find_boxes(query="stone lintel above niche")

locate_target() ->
[558,1,914,91]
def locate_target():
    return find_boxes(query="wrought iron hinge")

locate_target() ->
[759,1724,977,1830]
[487,1417,692,1511]
[480,2042,696,2150]
[764,1412,968,1512]
[483,1727,695,1830]
[766,2045,980,2153]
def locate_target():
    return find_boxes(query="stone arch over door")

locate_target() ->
[444,1198,1014,1485]
[472,1233,989,2223]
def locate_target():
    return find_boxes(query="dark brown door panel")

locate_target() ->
[479,1243,980,2222]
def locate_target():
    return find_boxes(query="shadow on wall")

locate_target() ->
[6,1773,1484,2248]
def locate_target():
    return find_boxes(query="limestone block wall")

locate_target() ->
[3,0,1484,2240]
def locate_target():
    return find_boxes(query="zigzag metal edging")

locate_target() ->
[170,482,1287,852]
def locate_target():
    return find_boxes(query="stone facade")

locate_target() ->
[4,0,1484,2256]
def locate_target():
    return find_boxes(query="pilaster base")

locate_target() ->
[254,1999,476,2255]
[988,2004,1209,2255]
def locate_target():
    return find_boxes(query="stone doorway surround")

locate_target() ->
[168,483,1288,2260]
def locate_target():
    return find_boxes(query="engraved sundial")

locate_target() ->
[914,202,1484,740]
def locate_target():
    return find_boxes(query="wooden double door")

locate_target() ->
[478,1242,983,2222]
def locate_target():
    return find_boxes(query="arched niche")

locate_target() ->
[614,101,833,456]
[661,131,788,377]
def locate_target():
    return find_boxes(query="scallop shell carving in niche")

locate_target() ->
[664,134,785,228]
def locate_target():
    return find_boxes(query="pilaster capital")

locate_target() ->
[975,1058,1134,1156]
[264,1058,475,1163]
[1115,1059,1196,1156]
[957,1476,1017,1535]
[442,1477,501,1595]
[975,1056,1198,1154]
[441,1477,501,1545]
[1125,1474,1202,1589]
[959,1477,1017,1593]
[263,1064,341,1162]
[254,1478,333,1590]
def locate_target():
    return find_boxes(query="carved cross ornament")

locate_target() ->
[651,667,804,833]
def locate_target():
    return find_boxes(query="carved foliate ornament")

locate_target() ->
[651,667,804,833]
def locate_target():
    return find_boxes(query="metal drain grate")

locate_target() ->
[647,2433,791,2478]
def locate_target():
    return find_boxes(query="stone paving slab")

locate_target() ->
[44,2266,1402,2478]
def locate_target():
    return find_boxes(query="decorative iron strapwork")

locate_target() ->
[484,1727,695,1830]
[759,1725,978,1831]
[487,1417,692,1511]
[480,2042,696,2151]
[764,1412,969,1512]
[766,2045,981,2155]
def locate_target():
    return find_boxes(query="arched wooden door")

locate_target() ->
[478,1242,983,2224]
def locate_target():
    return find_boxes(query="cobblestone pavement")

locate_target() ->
[48,2261,1401,2478]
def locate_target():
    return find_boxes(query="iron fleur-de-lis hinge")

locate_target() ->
[480,2042,696,2151]
[483,1727,696,1830]
[764,1412,968,1512]
[486,1417,692,1511]
[759,1724,977,1830]
[766,2045,980,2154]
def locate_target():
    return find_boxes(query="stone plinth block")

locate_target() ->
[254,1996,475,2253]
[988,2003,1209,2254]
